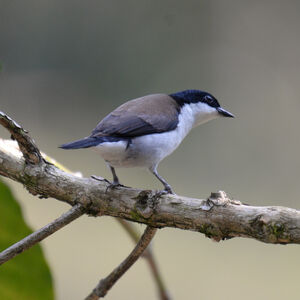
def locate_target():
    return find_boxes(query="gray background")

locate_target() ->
[1,1,300,299]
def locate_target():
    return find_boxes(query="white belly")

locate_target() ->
[93,127,188,168]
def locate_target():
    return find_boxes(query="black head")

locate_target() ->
[169,89,234,118]
[169,89,220,107]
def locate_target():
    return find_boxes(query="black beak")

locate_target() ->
[217,107,235,118]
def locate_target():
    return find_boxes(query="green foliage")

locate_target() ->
[0,180,54,300]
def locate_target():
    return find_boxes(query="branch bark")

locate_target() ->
[86,226,157,299]
[1,140,300,244]
[0,203,85,265]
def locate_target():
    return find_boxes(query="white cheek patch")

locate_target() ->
[186,102,219,127]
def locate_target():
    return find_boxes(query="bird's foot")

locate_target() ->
[155,187,175,197]
[105,182,130,193]
[91,175,130,191]
[91,175,110,183]
[164,185,175,195]
[154,190,168,197]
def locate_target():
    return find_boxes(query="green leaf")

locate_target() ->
[0,180,54,300]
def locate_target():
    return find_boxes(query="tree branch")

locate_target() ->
[1,139,300,244]
[85,226,157,299]
[118,219,170,300]
[0,203,85,265]
[1,111,300,246]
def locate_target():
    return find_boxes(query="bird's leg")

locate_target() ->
[92,163,129,191]
[91,175,110,183]
[109,165,120,185]
[149,166,174,194]
[106,164,130,190]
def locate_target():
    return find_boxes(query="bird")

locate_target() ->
[60,89,234,194]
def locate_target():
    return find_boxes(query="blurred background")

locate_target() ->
[1,0,300,299]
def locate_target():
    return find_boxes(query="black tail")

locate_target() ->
[60,137,103,149]
[59,136,125,149]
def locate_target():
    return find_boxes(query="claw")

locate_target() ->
[105,182,130,193]
[164,185,175,195]
[91,175,110,183]
[155,188,175,197]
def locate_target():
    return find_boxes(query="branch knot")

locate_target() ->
[134,190,160,219]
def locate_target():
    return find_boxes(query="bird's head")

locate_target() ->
[169,89,234,127]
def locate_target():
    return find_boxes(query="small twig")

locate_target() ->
[117,219,170,300]
[0,203,85,265]
[0,111,42,164]
[85,226,157,299]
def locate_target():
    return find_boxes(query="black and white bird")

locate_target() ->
[60,90,234,194]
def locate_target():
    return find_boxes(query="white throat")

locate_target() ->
[180,102,219,129]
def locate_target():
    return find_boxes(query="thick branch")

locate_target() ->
[0,204,85,265]
[0,110,300,245]
[1,143,299,244]
[86,226,157,299]
[118,219,170,300]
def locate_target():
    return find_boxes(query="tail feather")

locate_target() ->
[60,137,101,149]
[59,136,125,149]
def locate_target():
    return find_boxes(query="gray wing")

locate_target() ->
[90,94,180,138]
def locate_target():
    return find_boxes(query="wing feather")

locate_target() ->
[91,94,179,138]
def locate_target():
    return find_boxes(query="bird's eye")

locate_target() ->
[203,95,219,107]
[204,95,213,104]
